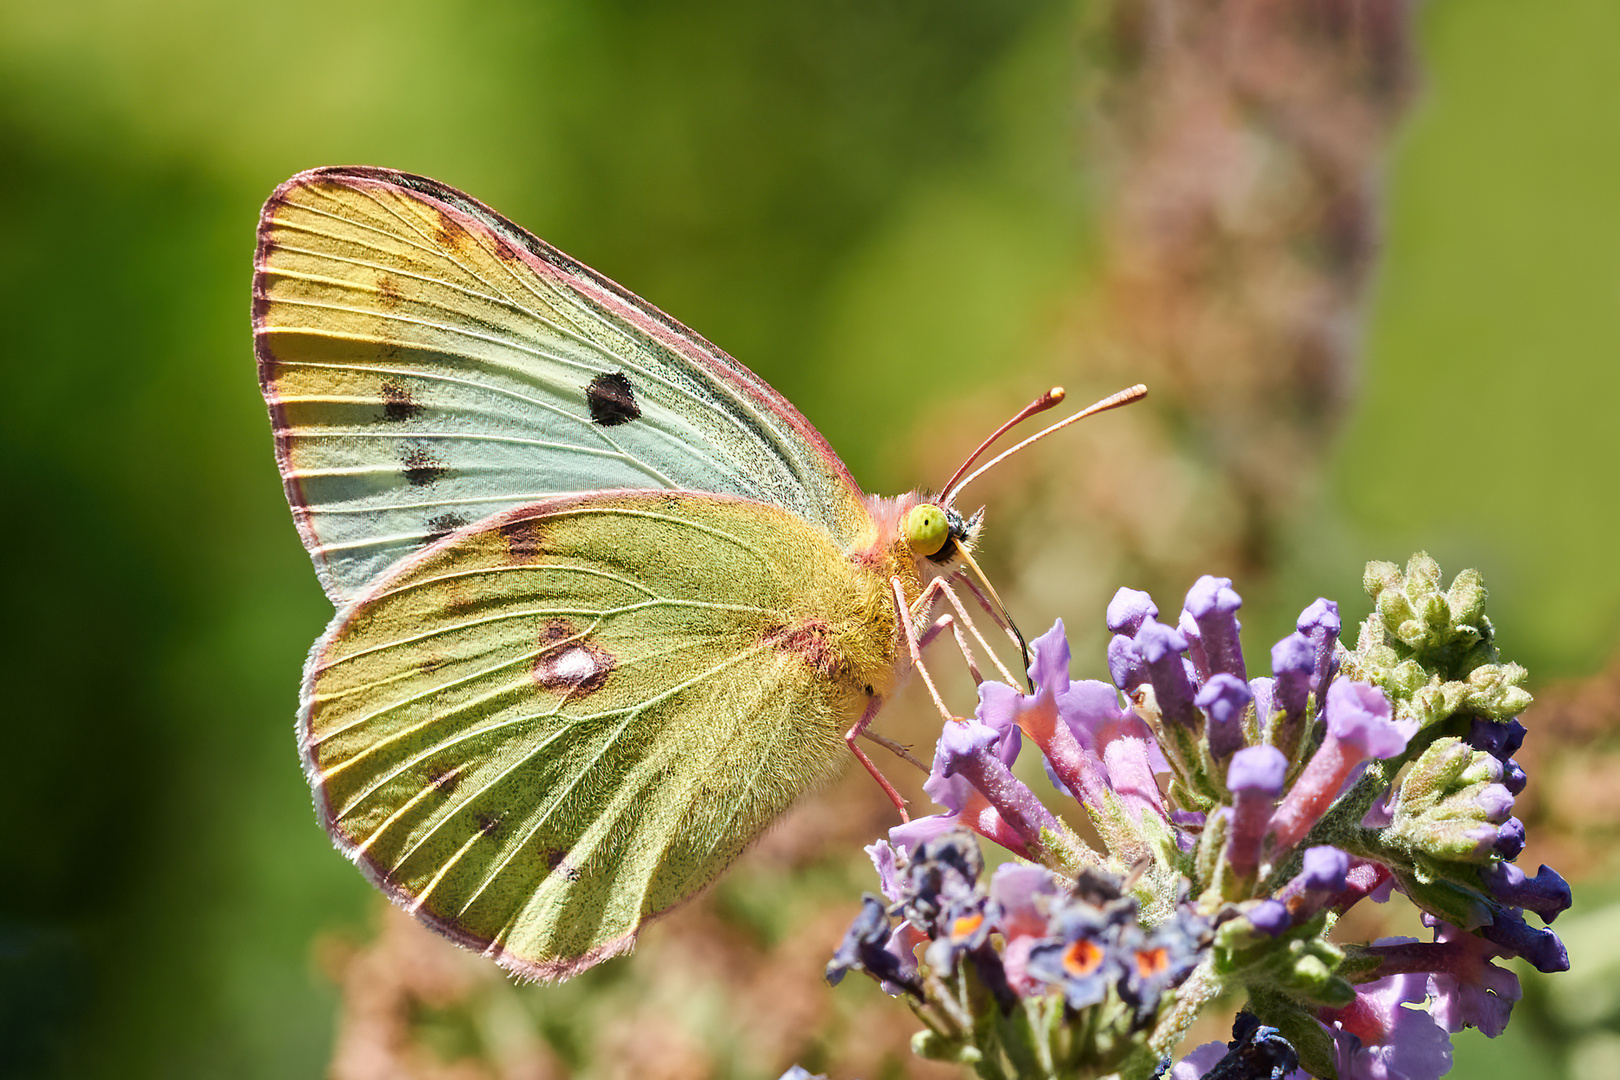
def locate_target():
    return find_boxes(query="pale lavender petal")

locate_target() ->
[1197,672,1251,759]
[1178,608,1209,682]
[1030,620,1072,697]
[1324,680,1413,759]
[1108,633,1147,692]
[1106,587,1159,636]
[1138,618,1199,729]
[865,840,905,903]
[1296,597,1342,695]
[1249,675,1275,731]
[1169,1043,1227,1080]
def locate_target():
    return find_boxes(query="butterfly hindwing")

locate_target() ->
[301,491,908,979]
[254,167,869,601]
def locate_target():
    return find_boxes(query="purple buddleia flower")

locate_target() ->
[777,1067,825,1080]
[893,830,983,926]
[1026,893,1134,1010]
[1270,632,1315,745]
[831,557,1567,1077]
[1139,617,1201,730]
[989,863,1065,994]
[864,839,905,903]
[1108,587,1160,636]
[1117,909,1209,1022]
[1268,846,1351,928]
[1319,965,1452,1080]
[935,718,1063,855]
[1360,918,1522,1038]
[1268,680,1415,852]
[1243,899,1292,938]
[981,622,1170,844]
[1467,717,1528,796]
[980,624,1114,815]
[1226,746,1288,880]
[1169,1041,1228,1080]
[1198,673,1252,761]
[1477,908,1568,973]
[1180,609,1211,682]
[1426,919,1522,1037]
[1110,633,1149,692]
[1481,862,1571,923]
[1059,678,1171,826]
[924,892,993,971]
[1249,676,1275,734]
[892,713,1039,858]
[826,895,920,994]
[1186,575,1247,682]
[1295,598,1341,697]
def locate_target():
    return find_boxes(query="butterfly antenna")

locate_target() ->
[939,387,1069,503]
[945,384,1147,502]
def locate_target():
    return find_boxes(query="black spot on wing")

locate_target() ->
[586,371,641,426]
[381,381,422,422]
[402,445,450,486]
[425,512,469,545]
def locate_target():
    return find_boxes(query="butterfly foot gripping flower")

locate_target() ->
[829,555,1570,1080]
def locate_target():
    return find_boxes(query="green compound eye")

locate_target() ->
[903,504,951,557]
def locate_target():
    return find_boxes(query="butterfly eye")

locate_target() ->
[903,504,951,558]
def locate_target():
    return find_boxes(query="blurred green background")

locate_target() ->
[1,1,1616,1077]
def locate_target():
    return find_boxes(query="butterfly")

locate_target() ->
[254,166,1143,980]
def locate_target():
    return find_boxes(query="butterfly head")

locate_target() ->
[901,500,982,567]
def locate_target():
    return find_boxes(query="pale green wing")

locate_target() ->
[254,167,870,603]
[301,491,901,979]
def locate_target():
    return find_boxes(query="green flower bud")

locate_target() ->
[1377,738,1512,864]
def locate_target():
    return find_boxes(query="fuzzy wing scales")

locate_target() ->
[300,492,900,979]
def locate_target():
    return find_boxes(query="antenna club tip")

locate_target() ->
[1047,386,1066,403]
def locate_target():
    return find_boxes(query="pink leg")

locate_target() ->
[932,579,1020,686]
[843,578,966,821]
[892,577,955,724]
[846,576,1010,822]
[845,694,911,821]
[910,576,1017,686]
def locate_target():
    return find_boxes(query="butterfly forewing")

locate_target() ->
[301,492,907,979]
[255,167,868,601]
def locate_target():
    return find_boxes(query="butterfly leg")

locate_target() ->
[910,577,1019,687]
[840,576,970,822]
[845,695,913,821]
[891,578,956,724]
[860,729,929,773]
[929,580,1021,686]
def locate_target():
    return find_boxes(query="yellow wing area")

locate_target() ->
[301,491,911,980]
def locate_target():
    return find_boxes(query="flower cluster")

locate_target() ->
[826,555,1570,1080]
[827,831,1209,1076]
